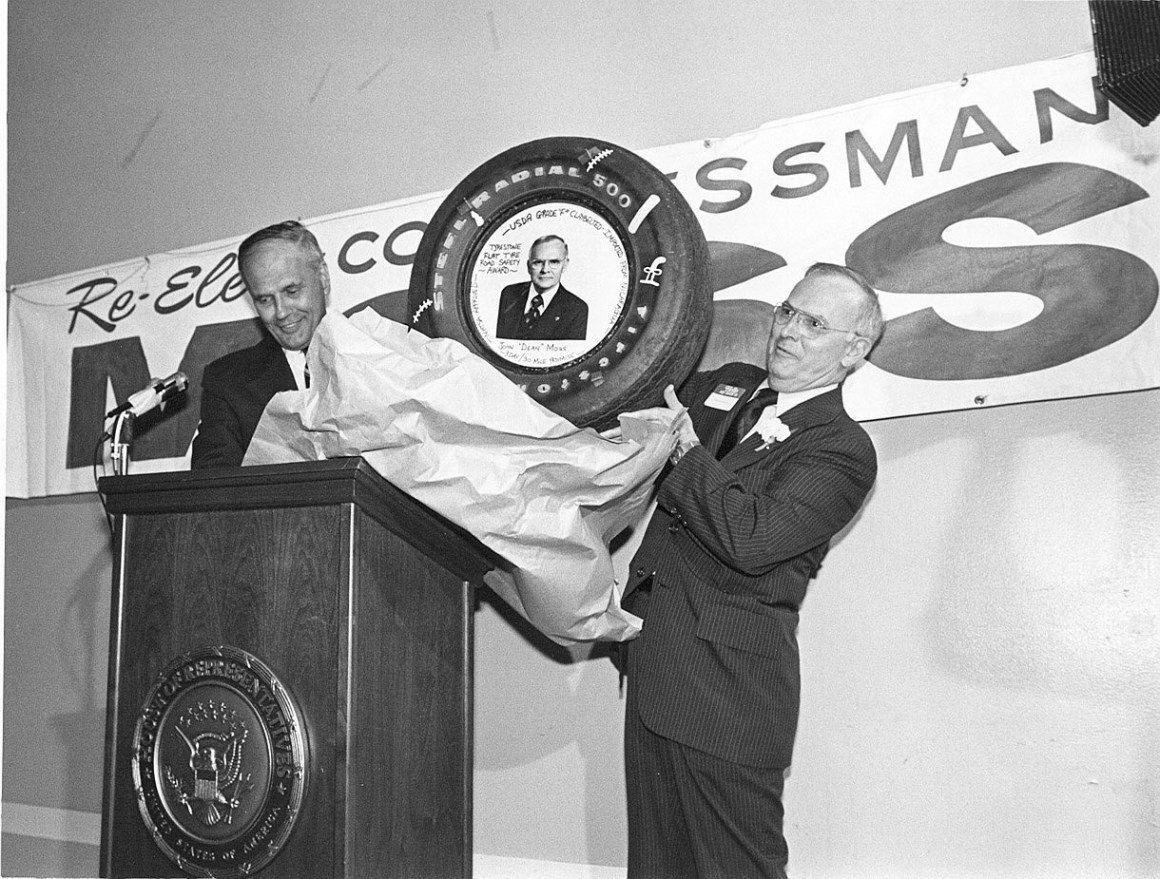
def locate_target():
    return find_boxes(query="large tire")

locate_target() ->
[409,136,712,429]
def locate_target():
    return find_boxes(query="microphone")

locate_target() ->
[105,372,190,420]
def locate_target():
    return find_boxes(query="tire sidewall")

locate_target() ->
[409,136,711,427]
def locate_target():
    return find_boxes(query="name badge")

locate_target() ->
[704,384,746,411]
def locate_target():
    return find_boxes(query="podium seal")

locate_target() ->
[131,645,309,878]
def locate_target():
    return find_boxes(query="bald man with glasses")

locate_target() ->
[619,263,884,879]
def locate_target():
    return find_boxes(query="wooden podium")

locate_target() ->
[98,458,503,878]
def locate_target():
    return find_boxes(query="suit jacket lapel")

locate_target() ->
[779,385,845,433]
[700,398,741,457]
[500,284,533,335]
[689,365,765,457]
[539,285,566,323]
[721,385,846,470]
[249,336,296,398]
[534,284,581,338]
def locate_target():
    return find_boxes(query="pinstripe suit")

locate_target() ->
[623,361,877,878]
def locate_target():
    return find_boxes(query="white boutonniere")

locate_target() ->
[755,409,791,450]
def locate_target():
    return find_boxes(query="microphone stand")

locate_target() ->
[109,410,136,476]
[103,372,189,477]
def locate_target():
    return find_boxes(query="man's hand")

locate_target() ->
[619,385,699,462]
[662,385,700,463]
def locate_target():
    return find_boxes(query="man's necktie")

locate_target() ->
[522,292,544,329]
[303,348,310,389]
[717,388,778,458]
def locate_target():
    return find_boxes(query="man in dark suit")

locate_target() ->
[621,263,884,878]
[191,220,329,468]
[495,234,589,341]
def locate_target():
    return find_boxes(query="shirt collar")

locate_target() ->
[282,346,309,391]
[527,282,558,311]
[753,380,836,416]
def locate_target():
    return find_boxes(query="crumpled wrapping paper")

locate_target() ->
[244,310,674,643]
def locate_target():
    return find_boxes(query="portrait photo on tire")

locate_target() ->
[409,136,713,430]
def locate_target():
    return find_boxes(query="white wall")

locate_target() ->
[9,2,1159,877]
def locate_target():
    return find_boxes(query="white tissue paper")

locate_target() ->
[244,309,675,643]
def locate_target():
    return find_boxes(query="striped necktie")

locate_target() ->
[717,388,778,458]
[522,292,544,329]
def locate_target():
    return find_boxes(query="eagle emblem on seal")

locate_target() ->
[164,699,254,827]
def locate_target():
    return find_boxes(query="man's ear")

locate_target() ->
[320,261,332,299]
[841,335,872,370]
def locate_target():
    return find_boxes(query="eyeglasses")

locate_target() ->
[772,302,862,340]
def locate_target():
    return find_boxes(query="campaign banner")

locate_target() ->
[7,51,1159,498]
